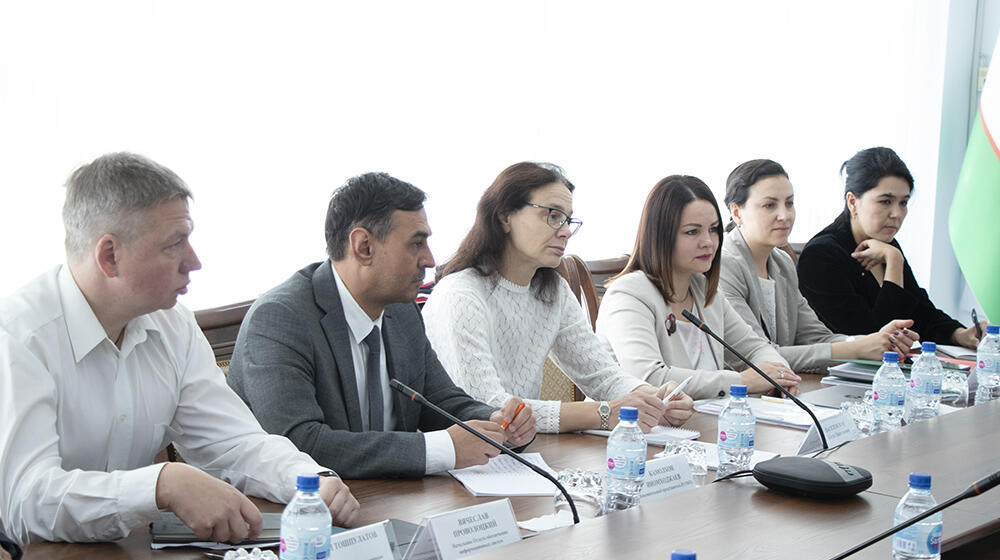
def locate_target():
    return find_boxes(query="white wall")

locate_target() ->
[0,1,967,312]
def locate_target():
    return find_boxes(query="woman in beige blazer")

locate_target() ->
[596,175,801,400]
[719,159,918,372]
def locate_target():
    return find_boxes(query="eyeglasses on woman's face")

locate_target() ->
[526,203,583,236]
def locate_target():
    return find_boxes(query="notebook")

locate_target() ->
[582,424,700,446]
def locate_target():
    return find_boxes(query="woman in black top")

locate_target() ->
[798,147,985,349]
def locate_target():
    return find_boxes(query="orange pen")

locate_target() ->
[501,401,526,430]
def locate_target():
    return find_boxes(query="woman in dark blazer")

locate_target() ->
[798,147,984,349]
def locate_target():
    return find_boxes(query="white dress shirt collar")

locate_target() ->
[329,261,383,341]
[58,265,158,363]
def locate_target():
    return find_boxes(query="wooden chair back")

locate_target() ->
[586,256,630,300]
[194,300,255,364]
[554,254,600,331]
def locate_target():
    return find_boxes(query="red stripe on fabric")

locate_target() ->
[982,101,1000,161]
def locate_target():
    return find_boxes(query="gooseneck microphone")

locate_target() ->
[681,309,828,449]
[389,379,580,524]
[828,470,1000,559]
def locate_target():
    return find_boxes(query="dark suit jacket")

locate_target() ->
[798,216,963,344]
[227,261,495,479]
[0,530,21,560]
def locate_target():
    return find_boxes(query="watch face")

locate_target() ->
[599,402,610,415]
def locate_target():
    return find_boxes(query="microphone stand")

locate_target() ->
[828,470,1000,559]
[389,379,580,524]
[681,309,829,450]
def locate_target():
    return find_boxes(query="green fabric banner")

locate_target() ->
[950,109,1000,323]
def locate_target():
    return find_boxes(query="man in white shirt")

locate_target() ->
[0,153,359,546]
[227,172,536,479]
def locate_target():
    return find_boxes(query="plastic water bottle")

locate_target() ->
[892,472,942,560]
[872,352,906,432]
[671,550,696,560]
[975,324,1000,405]
[904,342,943,423]
[717,385,755,477]
[605,406,646,511]
[280,474,332,560]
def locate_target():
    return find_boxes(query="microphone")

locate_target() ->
[683,310,872,499]
[681,309,828,449]
[828,469,1000,559]
[389,379,580,524]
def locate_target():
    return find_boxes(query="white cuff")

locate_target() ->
[117,463,168,531]
[423,430,456,474]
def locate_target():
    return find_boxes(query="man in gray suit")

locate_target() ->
[228,172,536,479]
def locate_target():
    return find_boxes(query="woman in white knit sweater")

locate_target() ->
[595,175,802,401]
[422,162,693,434]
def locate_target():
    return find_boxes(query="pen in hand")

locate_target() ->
[662,376,693,404]
[973,309,983,341]
[500,401,526,430]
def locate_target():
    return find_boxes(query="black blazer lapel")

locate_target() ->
[312,261,364,432]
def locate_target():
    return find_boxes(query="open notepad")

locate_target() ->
[448,453,558,497]
[581,425,700,446]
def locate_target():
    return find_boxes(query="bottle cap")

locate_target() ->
[671,550,697,560]
[987,325,999,335]
[883,351,899,363]
[908,472,931,490]
[729,384,747,397]
[619,406,638,421]
[921,341,937,353]
[297,474,320,492]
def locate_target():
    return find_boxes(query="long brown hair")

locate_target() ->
[438,162,575,303]
[611,175,723,305]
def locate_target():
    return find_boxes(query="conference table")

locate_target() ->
[23,376,1000,559]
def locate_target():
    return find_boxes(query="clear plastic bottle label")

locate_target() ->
[281,532,330,560]
[873,389,904,406]
[979,355,999,374]
[718,429,754,448]
[607,454,645,477]
[893,523,941,555]
[909,377,942,396]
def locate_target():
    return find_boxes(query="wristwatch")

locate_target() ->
[598,401,611,430]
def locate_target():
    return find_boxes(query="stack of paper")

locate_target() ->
[581,425,700,446]
[694,397,841,430]
[821,376,872,389]
[826,362,879,382]
[448,453,558,497]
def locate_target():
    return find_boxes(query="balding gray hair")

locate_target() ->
[62,152,192,261]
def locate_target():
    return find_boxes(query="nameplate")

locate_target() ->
[329,520,395,560]
[404,499,520,560]
[796,410,862,455]
[640,455,695,503]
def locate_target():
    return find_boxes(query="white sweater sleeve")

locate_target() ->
[424,282,562,433]
[549,281,647,400]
